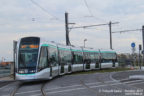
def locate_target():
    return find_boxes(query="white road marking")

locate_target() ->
[1,95,9,96]
[15,81,114,95]
[30,94,41,96]
[0,82,18,90]
[45,80,144,94]
[16,89,41,94]
[15,79,144,95]
[128,81,144,86]
[17,80,118,95]
[46,87,86,94]
[44,80,119,91]
[0,84,10,90]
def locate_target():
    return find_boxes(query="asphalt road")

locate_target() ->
[1,70,144,96]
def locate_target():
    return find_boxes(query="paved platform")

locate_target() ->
[0,75,13,81]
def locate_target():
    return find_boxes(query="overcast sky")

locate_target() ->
[0,0,144,61]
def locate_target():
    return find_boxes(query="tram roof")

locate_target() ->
[83,47,99,53]
[18,36,116,53]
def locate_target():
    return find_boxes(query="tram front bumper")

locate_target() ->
[16,73,36,80]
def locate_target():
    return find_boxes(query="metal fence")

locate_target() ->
[0,65,11,77]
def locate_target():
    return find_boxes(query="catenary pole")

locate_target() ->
[65,12,69,45]
[142,26,144,66]
[109,21,112,49]
[65,12,71,46]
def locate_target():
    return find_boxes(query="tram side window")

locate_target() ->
[90,53,96,63]
[39,47,48,70]
[59,49,72,65]
[101,53,112,63]
[84,52,91,63]
[111,53,117,59]
[73,51,83,64]
[48,47,58,67]
[59,50,64,65]
[95,53,100,62]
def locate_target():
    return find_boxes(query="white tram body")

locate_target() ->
[100,49,118,69]
[15,37,118,80]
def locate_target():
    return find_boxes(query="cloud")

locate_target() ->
[1,0,144,60]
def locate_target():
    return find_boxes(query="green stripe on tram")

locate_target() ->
[83,50,99,53]
[42,44,57,48]
[18,73,35,75]
[71,49,83,52]
[58,47,71,51]
[101,51,116,53]
[41,44,48,46]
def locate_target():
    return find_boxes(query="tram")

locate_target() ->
[15,37,118,80]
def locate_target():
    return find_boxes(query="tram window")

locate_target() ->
[84,52,91,63]
[18,37,40,69]
[59,49,72,65]
[73,51,83,64]
[101,53,116,59]
[39,47,48,70]
[95,53,99,59]
[48,47,58,67]
[59,50,64,64]
[90,53,95,63]
[84,52,90,60]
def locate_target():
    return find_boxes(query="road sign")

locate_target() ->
[131,42,135,48]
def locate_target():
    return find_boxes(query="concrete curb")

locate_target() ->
[129,75,144,79]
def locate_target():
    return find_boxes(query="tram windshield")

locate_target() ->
[19,48,38,68]
[18,37,40,70]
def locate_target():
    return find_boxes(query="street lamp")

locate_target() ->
[84,39,87,48]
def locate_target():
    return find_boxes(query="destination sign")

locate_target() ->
[21,45,39,48]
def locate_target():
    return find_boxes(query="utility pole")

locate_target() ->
[112,28,144,67]
[109,21,112,49]
[139,44,142,69]
[84,39,87,48]
[65,12,70,46]
[142,26,144,66]
[70,21,119,49]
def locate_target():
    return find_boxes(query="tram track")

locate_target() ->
[8,79,144,96]
[0,81,14,89]
[41,81,48,96]
[79,73,144,96]
[7,72,144,96]
[9,80,49,96]
[10,81,24,96]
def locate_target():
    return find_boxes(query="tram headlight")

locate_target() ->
[19,70,25,74]
[30,70,36,73]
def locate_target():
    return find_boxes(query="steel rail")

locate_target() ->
[41,81,48,96]
[10,81,23,96]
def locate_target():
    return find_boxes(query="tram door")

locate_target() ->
[95,61,100,69]
[68,63,72,73]
[48,46,59,77]
[60,64,64,74]
[59,48,72,74]
[112,60,115,67]
[84,52,91,70]
[59,49,65,74]
[50,64,52,77]
[95,53,100,69]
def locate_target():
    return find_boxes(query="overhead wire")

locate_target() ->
[83,0,106,22]
[83,0,93,17]
[30,0,63,22]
